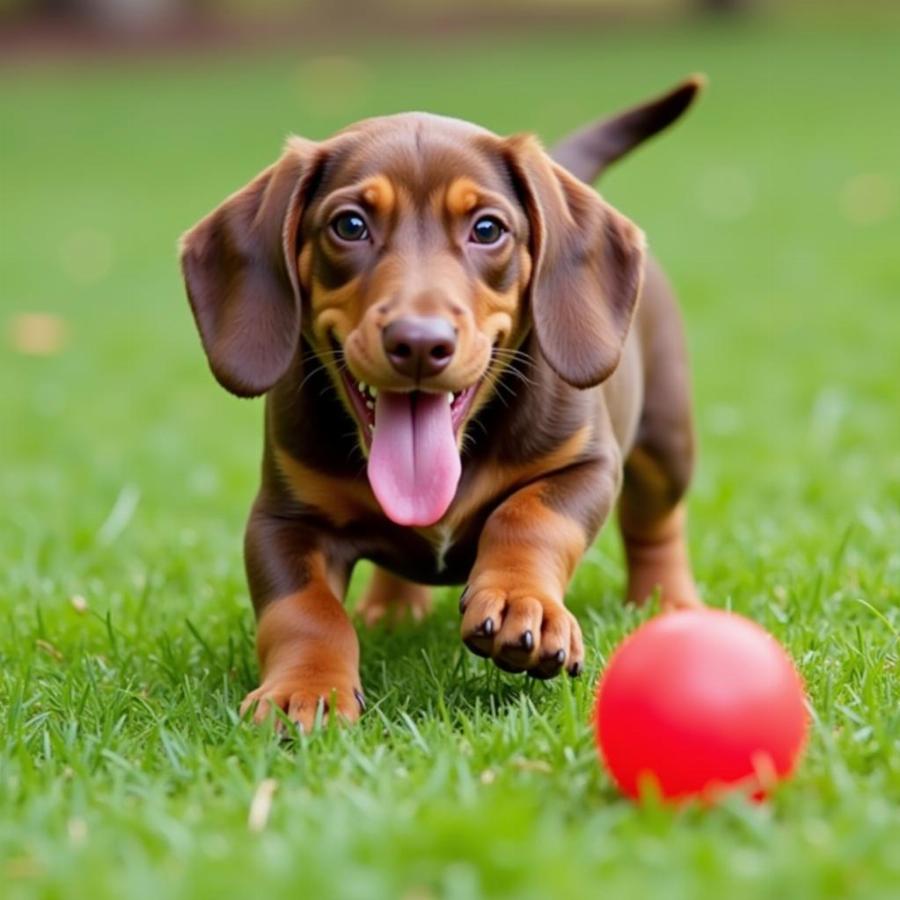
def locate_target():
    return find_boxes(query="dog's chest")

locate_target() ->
[364,515,484,586]
[421,523,457,573]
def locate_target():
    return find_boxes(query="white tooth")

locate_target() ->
[370,387,378,398]
[358,381,366,393]
[365,400,374,410]
[446,393,454,404]
[368,423,374,431]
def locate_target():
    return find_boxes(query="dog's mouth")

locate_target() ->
[339,370,484,527]
[341,376,481,445]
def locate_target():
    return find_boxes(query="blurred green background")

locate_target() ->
[1,2,898,898]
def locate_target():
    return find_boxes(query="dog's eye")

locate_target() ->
[331,212,369,242]
[470,216,506,245]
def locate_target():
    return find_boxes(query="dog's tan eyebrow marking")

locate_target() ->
[359,175,397,216]
[444,177,482,217]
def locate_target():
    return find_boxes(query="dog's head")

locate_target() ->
[180,113,645,526]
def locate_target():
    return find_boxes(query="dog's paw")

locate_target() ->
[240,667,364,733]
[626,556,703,612]
[356,579,432,629]
[459,582,584,679]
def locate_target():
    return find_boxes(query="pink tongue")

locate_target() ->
[368,391,461,526]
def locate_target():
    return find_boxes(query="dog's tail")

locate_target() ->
[550,75,705,184]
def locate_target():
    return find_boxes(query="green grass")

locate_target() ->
[2,10,899,899]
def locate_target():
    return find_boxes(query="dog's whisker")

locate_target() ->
[498,364,537,386]
[297,363,335,393]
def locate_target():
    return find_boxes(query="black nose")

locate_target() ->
[382,316,457,379]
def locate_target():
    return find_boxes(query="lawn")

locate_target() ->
[1,9,899,899]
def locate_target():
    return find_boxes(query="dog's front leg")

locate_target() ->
[460,458,620,679]
[239,504,362,732]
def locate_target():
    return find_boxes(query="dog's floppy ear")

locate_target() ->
[179,137,322,397]
[505,136,645,389]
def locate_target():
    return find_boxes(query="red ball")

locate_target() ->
[595,609,808,802]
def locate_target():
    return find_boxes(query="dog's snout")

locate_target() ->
[382,316,457,379]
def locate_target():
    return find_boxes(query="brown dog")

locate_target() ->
[180,77,704,730]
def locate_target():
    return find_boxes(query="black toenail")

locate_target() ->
[520,630,534,651]
[554,648,566,664]
[459,587,470,613]
[354,689,366,711]
[481,617,495,637]
[567,662,583,678]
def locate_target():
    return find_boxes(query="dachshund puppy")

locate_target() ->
[180,77,704,730]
